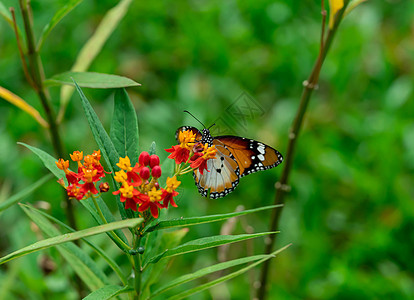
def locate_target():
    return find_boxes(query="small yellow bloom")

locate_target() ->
[114,170,128,183]
[148,187,163,203]
[179,130,196,150]
[117,156,132,172]
[119,182,134,198]
[70,151,83,162]
[56,159,69,171]
[329,0,344,28]
[166,176,181,193]
[83,168,97,183]
[91,150,101,160]
[202,144,217,160]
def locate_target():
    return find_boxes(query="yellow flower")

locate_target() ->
[148,187,163,203]
[329,0,344,28]
[70,151,83,162]
[119,182,134,198]
[117,156,132,172]
[114,170,128,183]
[202,144,217,160]
[178,130,196,150]
[166,176,181,193]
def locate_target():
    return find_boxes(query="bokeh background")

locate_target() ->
[1,0,414,299]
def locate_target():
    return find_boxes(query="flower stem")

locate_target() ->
[133,235,142,299]
[255,2,350,299]
[91,195,132,251]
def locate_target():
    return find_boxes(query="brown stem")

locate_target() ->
[255,2,350,299]
[18,0,77,231]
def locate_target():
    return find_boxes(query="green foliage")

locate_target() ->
[143,204,283,233]
[0,204,143,265]
[44,71,140,88]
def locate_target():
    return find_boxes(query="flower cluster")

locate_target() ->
[56,150,108,200]
[113,152,181,218]
[165,129,217,175]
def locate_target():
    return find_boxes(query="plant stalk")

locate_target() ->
[18,0,77,231]
[133,236,142,299]
[255,2,350,299]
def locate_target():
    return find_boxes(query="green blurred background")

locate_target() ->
[1,0,414,299]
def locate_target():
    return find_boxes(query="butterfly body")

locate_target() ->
[176,126,283,199]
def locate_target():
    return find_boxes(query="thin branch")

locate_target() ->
[10,7,36,90]
[255,1,351,299]
[18,0,77,233]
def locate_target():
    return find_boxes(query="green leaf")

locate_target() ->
[31,205,128,286]
[150,254,272,299]
[110,88,139,165]
[0,2,12,27]
[58,0,134,120]
[141,229,188,298]
[149,141,156,155]
[18,204,109,290]
[143,232,277,268]
[83,285,133,300]
[0,174,53,213]
[45,72,140,89]
[0,209,143,265]
[143,204,283,234]
[18,143,65,182]
[167,244,291,300]
[74,81,131,219]
[36,0,83,51]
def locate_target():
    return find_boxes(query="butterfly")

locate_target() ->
[175,125,283,199]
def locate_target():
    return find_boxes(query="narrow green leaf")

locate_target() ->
[0,2,12,26]
[32,204,128,285]
[144,205,283,234]
[168,244,291,300]
[18,143,65,182]
[141,229,188,298]
[45,72,140,88]
[58,0,133,119]
[110,88,139,165]
[0,212,143,265]
[74,81,131,219]
[150,254,270,299]
[144,232,277,268]
[83,285,133,300]
[37,0,83,51]
[0,174,53,213]
[19,204,109,290]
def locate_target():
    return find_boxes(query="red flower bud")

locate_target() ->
[151,166,162,178]
[149,155,160,168]
[140,167,150,180]
[139,151,150,166]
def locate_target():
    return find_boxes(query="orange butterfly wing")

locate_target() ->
[213,136,283,177]
[194,135,282,198]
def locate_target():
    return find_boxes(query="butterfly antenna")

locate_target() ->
[183,110,206,129]
[207,123,216,130]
